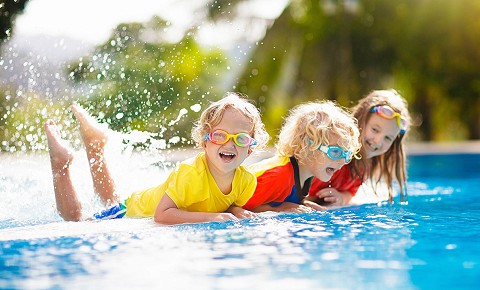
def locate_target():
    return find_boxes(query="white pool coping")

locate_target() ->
[406,140,480,155]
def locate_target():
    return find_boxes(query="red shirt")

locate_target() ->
[309,164,362,197]
[243,156,295,210]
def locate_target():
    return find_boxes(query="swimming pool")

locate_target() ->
[1,152,479,289]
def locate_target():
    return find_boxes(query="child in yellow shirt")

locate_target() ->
[45,92,269,224]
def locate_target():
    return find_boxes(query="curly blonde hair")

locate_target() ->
[191,92,269,150]
[276,100,361,164]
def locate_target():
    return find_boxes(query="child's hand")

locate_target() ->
[315,188,352,207]
[227,206,258,219]
[276,202,314,213]
[213,213,240,222]
[302,199,327,211]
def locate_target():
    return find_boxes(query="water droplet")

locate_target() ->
[190,104,201,112]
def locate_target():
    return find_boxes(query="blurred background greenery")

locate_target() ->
[1,0,479,153]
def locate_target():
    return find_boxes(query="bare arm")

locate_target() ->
[154,194,239,225]
[227,206,258,219]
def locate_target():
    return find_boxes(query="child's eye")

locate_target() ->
[385,136,393,142]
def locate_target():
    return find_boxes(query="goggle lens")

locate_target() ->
[319,145,353,163]
[371,105,408,133]
[204,130,257,147]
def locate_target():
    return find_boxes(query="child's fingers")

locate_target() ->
[323,196,337,203]
[303,200,327,211]
[296,205,315,213]
[316,188,334,198]
[237,211,257,219]
[229,214,240,222]
[245,211,258,218]
[218,213,239,222]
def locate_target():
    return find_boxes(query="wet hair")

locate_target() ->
[191,92,269,150]
[276,100,361,164]
[351,89,411,202]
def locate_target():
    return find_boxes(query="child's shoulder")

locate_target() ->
[174,152,208,174]
[246,155,291,174]
[234,164,256,180]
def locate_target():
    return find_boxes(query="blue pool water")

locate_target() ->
[0,153,479,289]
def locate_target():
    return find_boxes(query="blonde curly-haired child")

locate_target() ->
[243,100,361,212]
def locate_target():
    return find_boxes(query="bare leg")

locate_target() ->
[70,103,119,205]
[45,120,82,221]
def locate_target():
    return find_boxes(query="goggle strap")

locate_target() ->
[371,106,408,132]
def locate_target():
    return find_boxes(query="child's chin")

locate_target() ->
[317,175,331,182]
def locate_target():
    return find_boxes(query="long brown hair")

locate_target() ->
[350,89,411,202]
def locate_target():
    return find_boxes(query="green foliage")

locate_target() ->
[0,0,29,43]
[233,0,480,141]
[205,0,245,21]
[2,0,480,154]
[68,17,228,146]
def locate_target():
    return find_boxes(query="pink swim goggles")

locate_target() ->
[371,105,408,134]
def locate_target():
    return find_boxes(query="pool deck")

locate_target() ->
[405,140,480,155]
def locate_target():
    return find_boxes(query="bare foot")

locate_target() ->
[71,103,118,205]
[44,119,74,170]
[70,102,108,149]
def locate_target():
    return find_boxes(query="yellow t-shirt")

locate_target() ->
[125,152,256,217]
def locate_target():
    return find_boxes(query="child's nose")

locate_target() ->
[225,138,236,147]
[373,136,383,147]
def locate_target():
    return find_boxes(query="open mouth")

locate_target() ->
[366,140,377,151]
[219,152,236,162]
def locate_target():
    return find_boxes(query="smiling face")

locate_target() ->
[363,114,401,159]
[203,107,253,178]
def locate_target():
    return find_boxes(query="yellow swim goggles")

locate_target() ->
[204,129,257,147]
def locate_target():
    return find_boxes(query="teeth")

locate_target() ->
[220,152,235,156]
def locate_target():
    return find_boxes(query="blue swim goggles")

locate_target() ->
[317,144,353,163]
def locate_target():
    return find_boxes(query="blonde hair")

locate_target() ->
[191,92,269,150]
[276,100,361,164]
[352,89,411,202]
